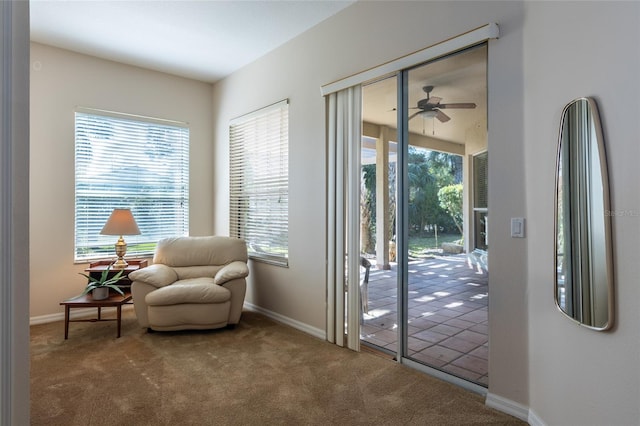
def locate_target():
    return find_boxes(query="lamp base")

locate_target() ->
[112,257,129,269]
[113,236,128,268]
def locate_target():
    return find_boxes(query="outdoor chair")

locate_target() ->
[360,256,372,321]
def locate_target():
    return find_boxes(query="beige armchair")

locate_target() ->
[128,236,249,332]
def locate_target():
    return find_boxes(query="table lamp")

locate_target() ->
[100,208,141,268]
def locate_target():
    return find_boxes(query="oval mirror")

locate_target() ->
[555,97,614,330]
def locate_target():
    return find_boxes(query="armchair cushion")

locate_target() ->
[173,265,220,281]
[145,278,230,306]
[129,264,178,288]
[154,236,248,267]
[214,261,249,285]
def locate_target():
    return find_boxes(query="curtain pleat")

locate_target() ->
[326,85,361,351]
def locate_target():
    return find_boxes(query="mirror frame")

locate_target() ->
[554,97,614,331]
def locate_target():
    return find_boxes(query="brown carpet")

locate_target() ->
[31,308,525,425]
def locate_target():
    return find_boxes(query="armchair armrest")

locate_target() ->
[213,261,249,285]
[128,264,178,288]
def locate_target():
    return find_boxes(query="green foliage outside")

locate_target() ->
[408,234,462,258]
[407,148,460,236]
[77,242,158,258]
[438,183,463,236]
[360,147,463,257]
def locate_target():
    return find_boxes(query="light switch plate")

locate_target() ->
[511,217,525,238]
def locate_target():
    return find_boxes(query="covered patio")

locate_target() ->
[360,253,488,386]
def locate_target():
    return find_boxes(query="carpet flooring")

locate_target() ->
[31,308,525,425]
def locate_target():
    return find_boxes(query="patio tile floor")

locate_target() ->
[360,253,489,386]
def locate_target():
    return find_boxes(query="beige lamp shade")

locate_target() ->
[100,208,140,268]
[100,208,141,236]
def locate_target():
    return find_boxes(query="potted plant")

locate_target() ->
[78,264,125,300]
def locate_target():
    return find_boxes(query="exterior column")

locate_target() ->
[375,127,390,270]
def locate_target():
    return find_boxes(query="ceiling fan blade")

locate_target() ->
[435,110,451,123]
[390,107,421,111]
[437,102,476,109]
[417,97,442,109]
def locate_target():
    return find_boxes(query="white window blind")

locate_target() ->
[74,109,189,262]
[229,100,289,266]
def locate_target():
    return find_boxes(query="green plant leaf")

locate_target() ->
[107,284,125,296]
[99,267,110,283]
[78,272,100,284]
[78,264,126,297]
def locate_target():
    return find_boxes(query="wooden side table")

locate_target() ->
[60,292,133,339]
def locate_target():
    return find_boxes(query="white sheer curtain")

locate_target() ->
[326,85,362,350]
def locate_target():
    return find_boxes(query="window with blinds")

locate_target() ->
[229,100,289,266]
[473,151,488,208]
[74,109,189,261]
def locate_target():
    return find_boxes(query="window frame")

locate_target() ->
[74,108,189,262]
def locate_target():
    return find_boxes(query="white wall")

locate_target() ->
[29,43,214,318]
[523,2,640,424]
[212,0,529,410]
[212,1,640,424]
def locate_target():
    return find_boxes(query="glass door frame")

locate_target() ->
[393,67,487,396]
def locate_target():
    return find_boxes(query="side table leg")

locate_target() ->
[116,305,122,338]
[64,306,70,339]
[97,306,102,320]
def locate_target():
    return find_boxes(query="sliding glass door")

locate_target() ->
[360,76,399,354]
[360,44,489,389]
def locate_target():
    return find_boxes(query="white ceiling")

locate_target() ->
[30,0,354,83]
[30,0,485,145]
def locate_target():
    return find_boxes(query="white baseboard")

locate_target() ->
[30,305,134,326]
[527,408,546,426]
[485,392,531,423]
[243,302,326,341]
[30,312,65,325]
[30,302,321,339]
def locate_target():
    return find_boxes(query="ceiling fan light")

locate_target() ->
[421,110,437,118]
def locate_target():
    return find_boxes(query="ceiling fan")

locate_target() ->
[409,85,476,123]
